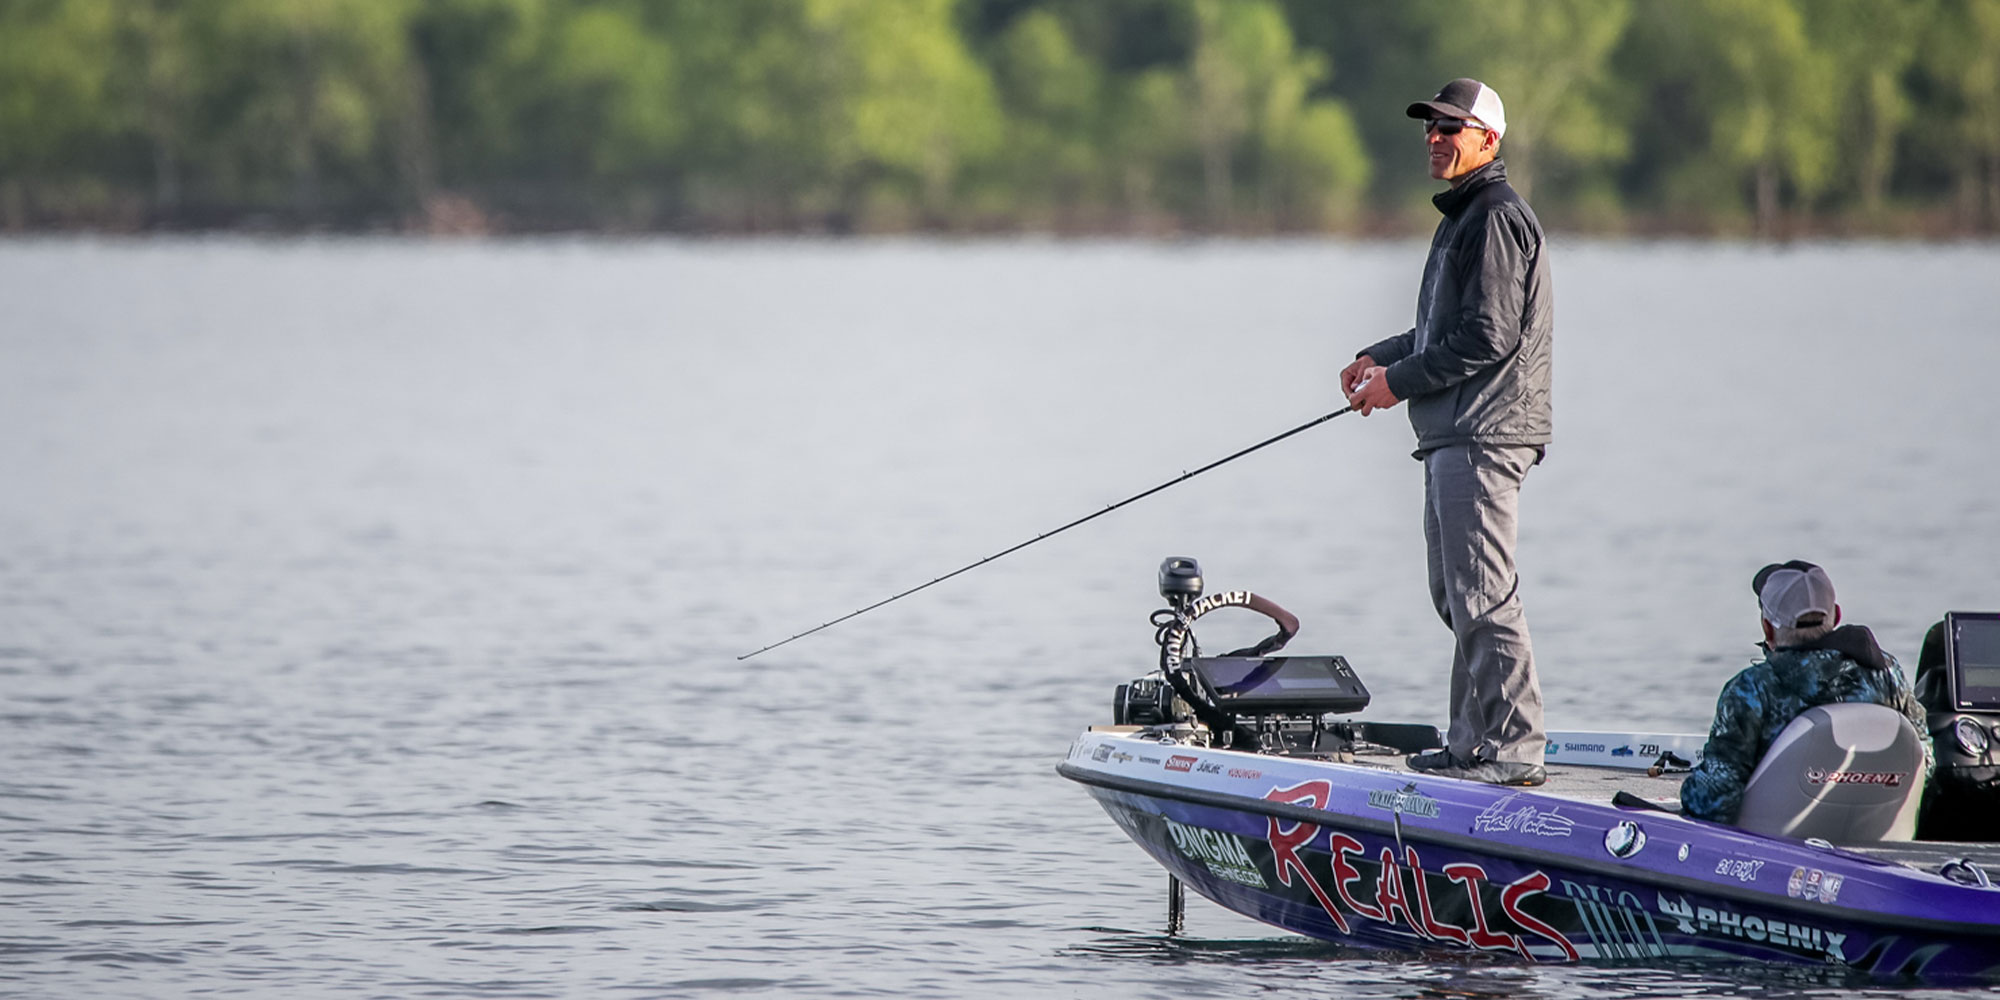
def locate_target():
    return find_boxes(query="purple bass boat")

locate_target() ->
[1058,558,2000,980]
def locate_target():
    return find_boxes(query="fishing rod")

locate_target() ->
[737,406,1355,660]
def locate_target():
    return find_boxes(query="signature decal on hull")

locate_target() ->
[1471,794,1575,838]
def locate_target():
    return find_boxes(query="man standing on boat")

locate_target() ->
[1340,78,1553,787]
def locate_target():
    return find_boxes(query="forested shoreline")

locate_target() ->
[4,0,1997,237]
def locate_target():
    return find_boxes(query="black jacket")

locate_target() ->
[1361,160,1553,456]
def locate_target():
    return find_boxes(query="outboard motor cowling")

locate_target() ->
[1735,702,1925,843]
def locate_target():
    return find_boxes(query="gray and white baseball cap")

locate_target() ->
[1752,560,1836,630]
[1406,78,1507,139]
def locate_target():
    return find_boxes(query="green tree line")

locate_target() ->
[2,0,1997,235]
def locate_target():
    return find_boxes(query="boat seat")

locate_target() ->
[1735,702,1925,843]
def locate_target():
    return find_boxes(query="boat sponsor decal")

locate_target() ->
[1471,794,1575,838]
[1194,760,1225,775]
[1713,858,1765,883]
[1656,893,1846,960]
[1091,745,1112,762]
[1785,867,1844,904]
[1805,767,1908,788]
[1558,880,1672,959]
[1159,590,1266,675]
[1165,755,1198,772]
[1164,817,1267,888]
[1541,735,1706,765]
[1137,755,1163,765]
[1260,779,1578,961]
[1225,767,1263,780]
[1366,784,1441,819]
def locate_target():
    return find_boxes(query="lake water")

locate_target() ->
[3,237,1998,999]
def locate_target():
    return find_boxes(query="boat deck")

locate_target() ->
[1087,726,1691,807]
[1341,747,1687,805]
[1845,841,2000,868]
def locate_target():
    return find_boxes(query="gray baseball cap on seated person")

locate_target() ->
[1752,560,1836,630]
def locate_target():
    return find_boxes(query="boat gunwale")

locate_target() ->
[1057,757,2000,939]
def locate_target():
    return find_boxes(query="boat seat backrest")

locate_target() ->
[1733,702,1924,843]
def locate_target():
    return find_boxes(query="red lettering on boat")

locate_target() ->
[1328,834,1384,921]
[1264,780,1349,933]
[1404,847,1470,945]
[1499,871,1579,961]
[1443,863,1520,952]
[1374,847,1419,934]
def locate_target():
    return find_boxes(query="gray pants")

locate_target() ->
[1422,444,1545,765]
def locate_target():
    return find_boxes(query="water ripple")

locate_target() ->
[62,951,186,965]
[4,240,1996,999]
[243,860,492,876]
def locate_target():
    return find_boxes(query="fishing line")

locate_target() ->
[738,406,1354,660]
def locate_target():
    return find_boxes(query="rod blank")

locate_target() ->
[738,406,1353,660]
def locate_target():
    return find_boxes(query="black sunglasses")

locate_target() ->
[1425,118,1488,136]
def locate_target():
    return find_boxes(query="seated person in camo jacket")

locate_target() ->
[1680,561,1931,823]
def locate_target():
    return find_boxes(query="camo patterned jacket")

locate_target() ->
[1680,626,1932,823]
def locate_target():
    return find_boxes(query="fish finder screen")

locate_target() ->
[1188,656,1370,714]
[1950,613,2000,711]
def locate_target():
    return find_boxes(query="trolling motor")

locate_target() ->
[1110,557,1207,727]
[1115,557,1394,754]
[1116,556,1295,729]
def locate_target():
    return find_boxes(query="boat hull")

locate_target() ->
[1062,732,2000,979]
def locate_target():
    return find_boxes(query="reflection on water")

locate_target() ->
[2,238,1997,998]
[1063,928,1936,998]
[1063,927,1371,963]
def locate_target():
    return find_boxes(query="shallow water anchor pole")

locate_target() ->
[1167,874,1185,935]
